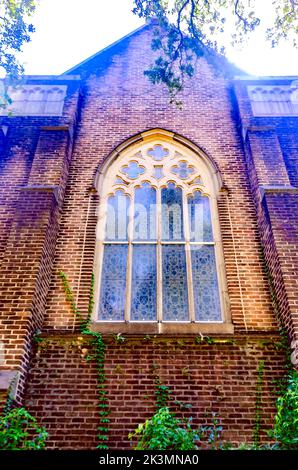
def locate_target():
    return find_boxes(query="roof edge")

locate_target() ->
[0,75,81,84]
[233,75,298,81]
[61,22,148,76]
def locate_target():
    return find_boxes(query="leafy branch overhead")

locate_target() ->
[0,0,36,79]
[132,0,298,101]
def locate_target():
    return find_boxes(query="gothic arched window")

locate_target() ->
[94,134,229,331]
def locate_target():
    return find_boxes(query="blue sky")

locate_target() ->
[19,0,298,77]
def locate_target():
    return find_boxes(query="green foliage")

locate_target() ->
[198,413,224,449]
[113,333,126,344]
[0,1,37,79]
[0,407,47,450]
[259,246,298,449]
[173,400,193,410]
[155,377,171,410]
[82,328,109,450]
[269,371,298,449]
[59,271,85,328]
[228,442,261,450]
[86,272,95,328]
[132,1,298,102]
[130,367,298,451]
[59,271,109,450]
[195,335,215,344]
[59,270,298,451]
[253,360,265,446]
[129,407,223,450]
[128,407,198,450]
[32,330,43,344]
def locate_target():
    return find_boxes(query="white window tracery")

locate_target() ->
[94,136,227,325]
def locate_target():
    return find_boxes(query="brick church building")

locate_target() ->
[0,20,297,449]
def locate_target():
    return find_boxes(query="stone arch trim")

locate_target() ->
[91,128,232,333]
[93,128,223,195]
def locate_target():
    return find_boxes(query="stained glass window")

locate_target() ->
[114,176,128,185]
[99,244,128,321]
[97,139,225,324]
[148,145,169,160]
[171,161,194,179]
[121,161,145,179]
[105,190,130,241]
[188,191,213,242]
[162,245,189,321]
[131,245,157,321]
[133,183,157,241]
[153,166,164,180]
[189,176,203,186]
[191,245,221,321]
[161,183,184,241]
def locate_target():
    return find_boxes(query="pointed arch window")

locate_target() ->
[95,137,229,329]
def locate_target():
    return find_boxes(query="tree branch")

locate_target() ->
[234,0,249,31]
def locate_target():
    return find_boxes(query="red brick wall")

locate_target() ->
[0,79,80,265]
[0,125,39,267]
[234,81,298,362]
[275,122,298,188]
[0,78,81,400]
[44,25,276,333]
[0,24,295,447]
[265,193,298,341]
[25,334,286,449]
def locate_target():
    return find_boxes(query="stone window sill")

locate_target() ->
[90,322,234,335]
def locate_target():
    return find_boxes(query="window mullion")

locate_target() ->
[183,191,195,322]
[96,140,227,326]
[125,193,134,322]
[95,241,105,320]
[125,243,132,322]
[157,187,162,323]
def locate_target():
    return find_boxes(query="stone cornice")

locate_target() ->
[260,184,298,200]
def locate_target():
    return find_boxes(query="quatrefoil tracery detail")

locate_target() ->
[121,161,145,179]
[147,145,169,161]
[171,161,195,179]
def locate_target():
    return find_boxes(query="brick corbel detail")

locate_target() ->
[0,126,76,401]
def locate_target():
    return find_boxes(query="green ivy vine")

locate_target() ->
[129,380,224,450]
[154,377,171,410]
[55,266,297,450]
[0,376,48,450]
[253,360,265,446]
[59,271,109,450]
